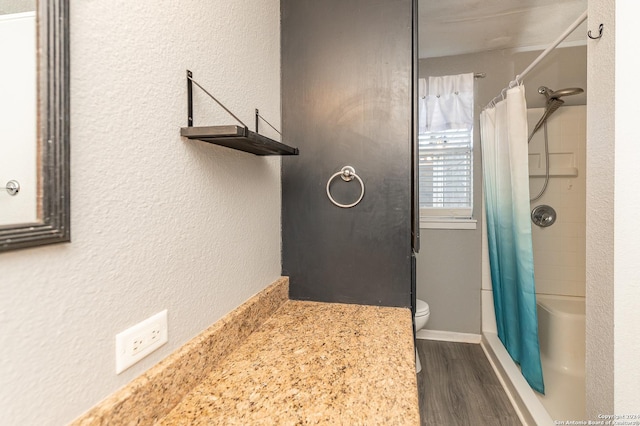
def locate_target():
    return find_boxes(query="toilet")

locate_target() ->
[414,298,430,373]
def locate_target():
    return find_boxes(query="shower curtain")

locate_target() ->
[480,85,545,394]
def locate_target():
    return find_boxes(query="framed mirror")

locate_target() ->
[0,0,69,252]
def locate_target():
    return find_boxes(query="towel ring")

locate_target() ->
[326,166,365,208]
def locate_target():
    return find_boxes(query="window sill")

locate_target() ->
[420,218,477,230]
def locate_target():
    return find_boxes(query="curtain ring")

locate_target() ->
[588,23,604,40]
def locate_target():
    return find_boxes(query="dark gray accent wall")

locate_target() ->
[281,0,414,307]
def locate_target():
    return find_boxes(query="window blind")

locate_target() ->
[418,128,473,218]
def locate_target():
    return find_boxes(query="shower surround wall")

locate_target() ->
[281,0,415,307]
[528,106,586,298]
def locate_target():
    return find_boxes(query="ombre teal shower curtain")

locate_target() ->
[480,85,545,394]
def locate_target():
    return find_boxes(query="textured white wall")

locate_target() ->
[587,0,640,415]
[614,1,640,413]
[586,0,615,417]
[0,1,282,424]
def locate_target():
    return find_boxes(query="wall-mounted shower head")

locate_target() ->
[529,86,584,142]
[538,86,584,101]
[530,98,564,138]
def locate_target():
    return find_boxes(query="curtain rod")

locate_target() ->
[516,10,587,81]
[484,9,587,109]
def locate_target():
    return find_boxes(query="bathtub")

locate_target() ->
[480,294,587,425]
[535,294,586,421]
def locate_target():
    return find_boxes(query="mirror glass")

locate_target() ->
[0,0,70,251]
[1,1,38,227]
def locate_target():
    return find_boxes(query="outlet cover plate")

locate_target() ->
[115,309,168,374]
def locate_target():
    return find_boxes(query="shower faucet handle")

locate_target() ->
[531,205,556,227]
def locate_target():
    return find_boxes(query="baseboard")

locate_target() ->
[416,329,481,344]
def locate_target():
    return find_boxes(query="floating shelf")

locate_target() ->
[181,70,299,157]
[181,125,299,156]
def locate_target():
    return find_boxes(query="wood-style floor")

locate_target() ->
[416,340,522,426]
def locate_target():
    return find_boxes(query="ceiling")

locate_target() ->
[419,0,588,58]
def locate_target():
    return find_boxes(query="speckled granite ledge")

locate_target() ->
[70,277,419,425]
[159,301,419,425]
[70,277,289,426]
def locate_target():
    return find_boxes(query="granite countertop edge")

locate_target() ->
[69,277,419,425]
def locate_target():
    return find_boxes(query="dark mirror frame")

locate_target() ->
[0,0,70,252]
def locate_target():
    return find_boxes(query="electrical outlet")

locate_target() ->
[115,310,168,374]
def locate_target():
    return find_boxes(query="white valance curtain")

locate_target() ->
[418,73,474,133]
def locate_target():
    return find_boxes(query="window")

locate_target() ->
[419,127,473,219]
[418,73,475,228]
